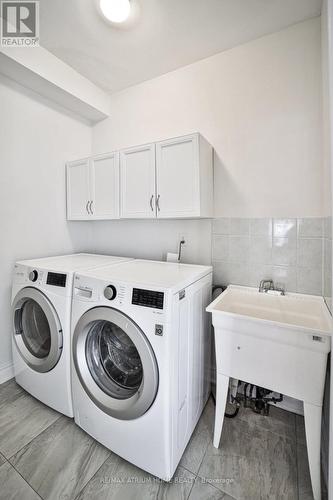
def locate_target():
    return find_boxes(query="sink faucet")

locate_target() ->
[259,279,274,293]
[259,279,285,295]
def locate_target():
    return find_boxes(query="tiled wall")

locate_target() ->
[212,217,330,297]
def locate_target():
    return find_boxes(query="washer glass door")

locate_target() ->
[13,288,63,373]
[86,320,143,400]
[73,307,158,420]
[20,299,51,358]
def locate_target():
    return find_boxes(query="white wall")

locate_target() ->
[322,3,333,218]
[92,17,323,218]
[0,74,92,380]
[322,0,333,312]
[86,219,212,265]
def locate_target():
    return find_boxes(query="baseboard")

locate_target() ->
[0,361,14,385]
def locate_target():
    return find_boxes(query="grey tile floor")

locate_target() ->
[0,379,313,500]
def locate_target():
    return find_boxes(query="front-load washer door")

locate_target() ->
[12,288,63,373]
[73,307,159,420]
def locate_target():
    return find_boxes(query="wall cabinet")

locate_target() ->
[66,133,213,221]
[120,133,213,219]
[67,152,119,220]
[155,134,212,218]
[120,144,156,218]
[66,158,91,220]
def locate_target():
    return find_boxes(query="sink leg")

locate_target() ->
[303,402,322,500]
[213,373,229,448]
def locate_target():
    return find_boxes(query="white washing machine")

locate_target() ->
[11,253,132,417]
[71,259,212,480]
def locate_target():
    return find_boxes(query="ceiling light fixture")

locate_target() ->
[99,0,131,23]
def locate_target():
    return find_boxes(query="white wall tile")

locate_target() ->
[297,238,323,269]
[213,261,249,287]
[297,267,322,295]
[323,216,332,239]
[249,236,272,265]
[212,217,329,297]
[230,218,250,236]
[228,236,250,263]
[297,218,323,238]
[271,266,297,292]
[212,235,229,261]
[248,265,274,288]
[272,237,297,266]
[273,219,297,239]
[212,218,230,235]
[249,265,296,292]
[249,218,272,236]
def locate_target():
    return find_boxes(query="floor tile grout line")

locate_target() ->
[194,409,298,500]
[195,430,212,477]
[185,472,197,500]
[6,413,63,462]
[181,464,199,477]
[1,382,306,500]
[8,415,112,500]
[72,451,112,500]
[8,460,44,500]
[192,403,216,477]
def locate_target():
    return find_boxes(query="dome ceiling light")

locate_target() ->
[99,0,131,24]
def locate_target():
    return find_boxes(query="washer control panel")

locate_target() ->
[29,269,38,282]
[132,288,164,310]
[104,285,117,301]
[155,324,164,336]
[46,272,67,288]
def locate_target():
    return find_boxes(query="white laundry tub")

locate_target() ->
[207,285,332,500]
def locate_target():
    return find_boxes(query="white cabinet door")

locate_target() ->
[91,153,119,219]
[155,134,200,218]
[66,159,91,220]
[120,144,156,219]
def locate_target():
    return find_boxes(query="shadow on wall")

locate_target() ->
[213,151,245,218]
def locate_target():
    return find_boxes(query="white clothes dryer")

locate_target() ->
[11,253,132,417]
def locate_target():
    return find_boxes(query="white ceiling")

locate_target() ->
[40,0,322,94]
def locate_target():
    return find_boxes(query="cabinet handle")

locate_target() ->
[86,201,90,214]
[149,195,154,212]
[156,194,161,212]
[89,200,94,215]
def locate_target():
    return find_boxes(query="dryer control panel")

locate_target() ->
[46,272,67,287]
[132,288,164,310]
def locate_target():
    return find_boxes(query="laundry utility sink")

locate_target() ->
[207,285,332,500]
[208,285,332,340]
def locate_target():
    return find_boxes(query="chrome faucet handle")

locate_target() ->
[274,283,285,296]
[259,279,274,293]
